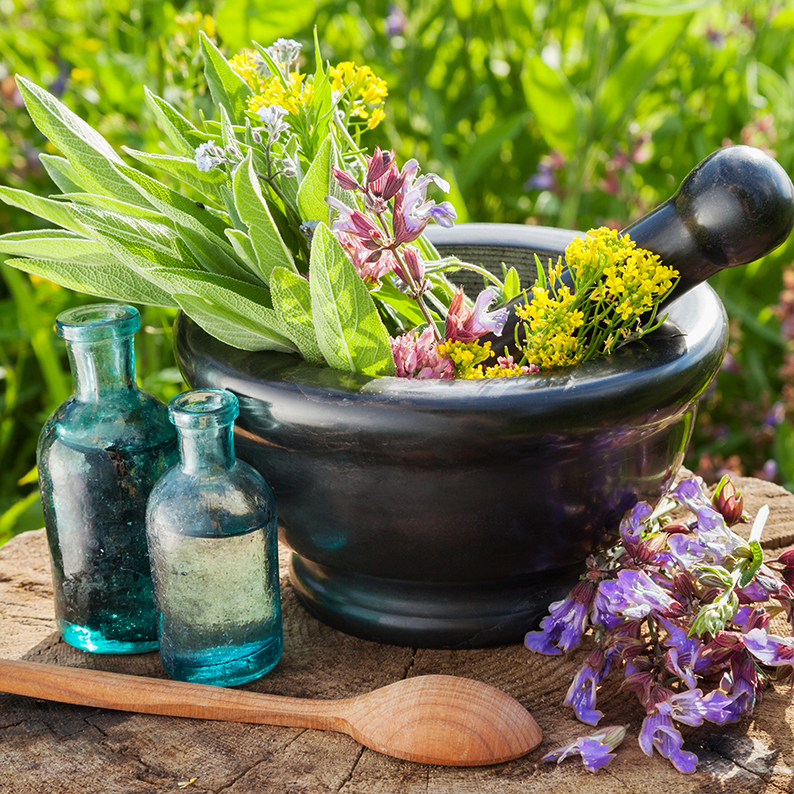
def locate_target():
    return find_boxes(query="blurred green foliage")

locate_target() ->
[2,0,794,543]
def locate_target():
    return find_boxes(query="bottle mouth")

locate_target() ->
[56,304,140,342]
[169,389,240,429]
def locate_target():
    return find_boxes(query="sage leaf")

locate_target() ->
[218,104,240,154]
[297,133,353,224]
[0,230,112,263]
[270,266,323,362]
[175,224,262,285]
[309,223,395,377]
[174,293,295,352]
[143,87,198,158]
[199,30,252,125]
[150,267,295,353]
[147,267,274,310]
[0,186,85,234]
[16,76,154,208]
[224,229,259,272]
[70,205,178,256]
[233,151,296,282]
[4,257,177,307]
[122,147,225,202]
[111,160,235,247]
[39,154,87,194]
[55,193,169,223]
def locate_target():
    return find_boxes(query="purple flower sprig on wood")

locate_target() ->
[525,475,794,774]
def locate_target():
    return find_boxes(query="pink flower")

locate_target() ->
[336,232,395,286]
[390,327,453,379]
[444,287,509,343]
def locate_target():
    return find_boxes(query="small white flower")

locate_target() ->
[194,141,224,172]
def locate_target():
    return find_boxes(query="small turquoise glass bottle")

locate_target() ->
[146,389,283,686]
[37,304,178,653]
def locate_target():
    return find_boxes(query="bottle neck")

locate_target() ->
[178,424,236,474]
[67,336,136,401]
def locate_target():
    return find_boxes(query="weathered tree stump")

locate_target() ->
[1,476,793,793]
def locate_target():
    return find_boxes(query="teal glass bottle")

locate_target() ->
[37,304,178,653]
[146,389,283,686]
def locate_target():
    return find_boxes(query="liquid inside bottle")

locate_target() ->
[146,388,283,686]
[38,304,177,653]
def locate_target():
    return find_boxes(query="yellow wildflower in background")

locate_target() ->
[330,62,388,130]
[248,73,314,115]
[230,51,268,93]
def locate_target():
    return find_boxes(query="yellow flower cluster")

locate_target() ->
[231,52,315,115]
[248,73,314,115]
[231,54,387,129]
[230,51,268,93]
[516,285,585,370]
[329,62,388,130]
[566,227,677,323]
[437,339,493,379]
[483,361,527,378]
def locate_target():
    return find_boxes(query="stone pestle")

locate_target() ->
[482,145,794,358]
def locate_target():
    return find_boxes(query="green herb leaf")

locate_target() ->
[233,151,297,282]
[16,76,154,209]
[503,267,522,301]
[224,229,259,271]
[122,147,225,202]
[199,30,253,125]
[149,268,294,353]
[4,257,177,307]
[309,223,395,376]
[0,230,111,262]
[0,186,85,234]
[297,133,352,224]
[111,160,234,247]
[56,193,170,223]
[599,15,692,135]
[270,265,323,362]
[39,154,87,194]
[521,54,583,157]
[175,225,261,284]
[374,280,427,330]
[738,540,764,589]
[143,87,198,159]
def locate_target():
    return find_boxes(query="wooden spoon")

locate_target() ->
[0,659,541,766]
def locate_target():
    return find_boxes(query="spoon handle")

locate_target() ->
[0,658,347,731]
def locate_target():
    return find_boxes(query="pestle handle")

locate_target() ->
[484,145,794,356]
[624,144,794,308]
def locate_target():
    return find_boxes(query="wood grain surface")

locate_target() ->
[1,475,793,793]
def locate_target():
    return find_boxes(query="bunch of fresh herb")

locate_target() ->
[526,475,794,773]
[0,33,679,382]
[515,227,680,370]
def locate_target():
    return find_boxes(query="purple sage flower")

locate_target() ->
[595,569,673,621]
[638,711,697,773]
[542,725,627,773]
[444,287,508,343]
[661,619,702,689]
[619,501,653,542]
[564,658,609,725]
[672,477,712,511]
[525,595,588,655]
[744,628,794,675]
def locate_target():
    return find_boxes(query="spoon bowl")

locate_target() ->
[0,659,541,767]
